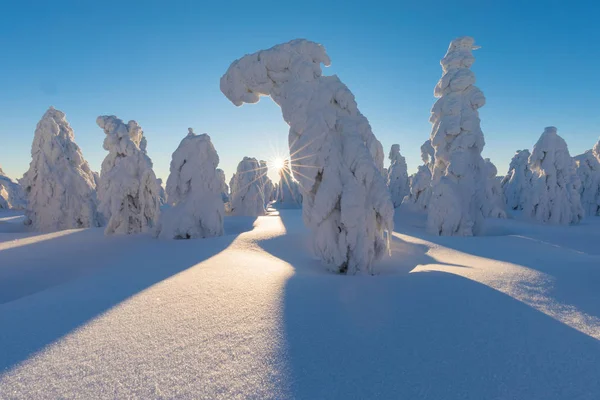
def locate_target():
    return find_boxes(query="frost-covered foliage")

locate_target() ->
[275,159,302,209]
[427,37,487,236]
[216,168,229,203]
[221,39,393,274]
[97,115,161,235]
[574,151,600,217]
[229,157,265,216]
[156,178,167,205]
[21,107,100,231]
[259,160,275,204]
[387,144,409,208]
[156,129,224,239]
[501,150,532,211]
[0,167,26,210]
[524,127,583,224]
[482,159,507,218]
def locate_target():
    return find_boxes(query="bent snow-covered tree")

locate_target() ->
[221,39,394,274]
[427,37,488,236]
[524,127,583,224]
[501,150,532,211]
[157,129,224,239]
[0,167,26,210]
[574,150,600,217]
[482,159,507,218]
[387,144,409,208]
[97,116,161,235]
[276,159,302,209]
[229,157,265,216]
[403,140,434,211]
[21,107,100,231]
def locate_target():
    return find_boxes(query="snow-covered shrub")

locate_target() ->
[216,168,229,203]
[156,129,224,239]
[523,127,583,224]
[221,39,393,274]
[21,107,100,231]
[427,37,487,236]
[501,150,532,211]
[97,115,161,235]
[229,157,265,216]
[387,144,409,208]
[275,159,302,209]
[482,159,507,218]
[0,167,26,210]
[574,150,600,217]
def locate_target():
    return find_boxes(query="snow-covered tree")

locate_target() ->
[259,160,275,205]
[574,150,600,217]
[421,139,435,171]
[402,140,434,211]
[427,37,488,236]
[0,167,26,210]
[216,168,229,203]
[275,159,302,209]
[156,129,224,239]
[156,178,167,205]
[21,107,100,231]
[96,115,161,235]
[501,150,532,211]
[482,159,507,218]
[229,157,265,216]
[524,127,583,224]
[387,144,409,208]
[221,39,394,274]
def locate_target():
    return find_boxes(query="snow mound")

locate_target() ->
[21,107,100,231]
[229,157,266,216]
[524,127,583,224]
[501,150,532,211]
[427,36,487,236]
[574,150,600,217]
[97,115,161,235]
[221,39,394,274]
[387,144,409,208]
[156,129,224,239]
[482,159,507,218]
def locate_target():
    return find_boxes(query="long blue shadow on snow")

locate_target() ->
[0,216,256,373]
[259,210,600,400]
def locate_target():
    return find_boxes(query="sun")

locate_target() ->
[270,157,286,173]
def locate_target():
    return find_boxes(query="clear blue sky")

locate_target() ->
[1,0,598,184]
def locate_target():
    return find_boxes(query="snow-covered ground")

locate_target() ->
[1,207,600,399]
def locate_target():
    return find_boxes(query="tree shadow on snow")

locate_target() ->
[0,216,256,373]
[263,210,600,399]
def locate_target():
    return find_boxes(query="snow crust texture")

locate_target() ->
[21,107,100,231]
[524,127,583,224]
[97,116,161,235]
[229,157,266,217]
[427,37,487,237]
[574,150,600,217]
[221,39,394,274]
[501,150,532,210]
[387,144,409,208]
[156,129,224,239]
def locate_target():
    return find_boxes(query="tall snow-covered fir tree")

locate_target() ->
[221,39,394,274]
[96,115,161,235]
[427,37,488,236]
[156,129,224,239]
[574,150,600,217]
[387,144,409,208]
[403,140,434,211]
[482,159,507,218]
[501,150,532,211]
[0,166,26,210]
[21,107,100,231]
[229,157,266,216]
[275,159,302,209]
[524,127,583,224]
